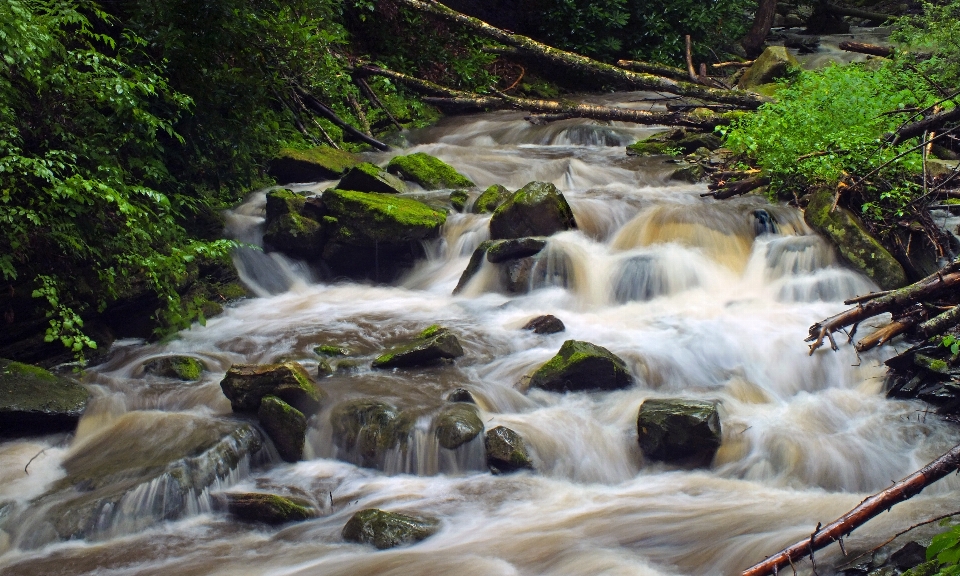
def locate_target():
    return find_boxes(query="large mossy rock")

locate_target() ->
[471,184,512,214]
[626,129,721,156]
[265,189,306,221]
[386,152,474,190]
[434,404,483,449]
[485,426,534,474]
[804,187,907,289]
[219,492,317,525]
[342,508,439,549]
[0,360,90,436]
[220,361,325,415]
[143,356,204,381]
[330,399,412,468]
[637,398,721,466]
[489,181,577,240]
[337,162,407,195]
[738,46,799,89]
[263,212,324,259]
[268,146,361,185]
[258,395,307,462]
[528,340,633,393]
[372,325,464,369]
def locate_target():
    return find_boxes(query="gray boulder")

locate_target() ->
[342,508,439,549]
[0,360,90,436]
[372,325,464,369]
[258,395,307,462]
[529,340,633,393]
[330,399,412,468]
[434,404,483,449]
[489,181,577,240]
[219,361,325,414]
[637,398,721,466]
[485,426,534,474]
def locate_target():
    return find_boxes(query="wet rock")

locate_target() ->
[453,240,494,294]
[337,162,406,195]
[143,356,205,381]
[486,237,548,263]
[334,359,362,374]
[342,508,439,549]
[268,147,361,185]
[637,398,721,466]
[900,560,940,576]
[258,395,307,462]
[738,46,799,90]
[489,181,577,240]
[315,344,350,357]
[667,162,705,183]
[500,257,537,293]
[372,325,464,369]
[265,189,306,221]
[470,184,512,214]
[522,315,565,334]
[446,388,476,403]
[220,361,325,415]
[804,186,907,289]
[386,152,474,190]
[434,404,483,449]
[753,209,779,236]
[317,359,333,378]
[485,426,534,474]
[450,189,469,212]
[891,541,927,571]
[330,399,412,468]
[263,212,324,259]
[0,359,90,436]
[627,129,721,156]
[219,492,317,525]
[528,340,633,393]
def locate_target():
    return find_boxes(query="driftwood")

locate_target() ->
[742,442,960,576]
[294,87,390,151]
[712,60,754,69]
[701,176,770,199]
[394,0,768,109]
[838,41,893,58]
[884,107,960,144]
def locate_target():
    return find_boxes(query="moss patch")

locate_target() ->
[471,184,512,214]
[450,189,469,211]
[386,152,474,190]
[337,162,407,195]
[322,189,446,245]
[342,508,439,549]
[224,492,317,524]
[529,340,632,393]
[144,356,204,381]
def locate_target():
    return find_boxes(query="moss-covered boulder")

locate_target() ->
[626,129,721,157]
[342,508,439,549]
[317,359,333,378]
[263,212,324,259]
[372,325,464,369]
[637,398,721,466]
[486,237,548,263]
[485,426,534,474]
[490,181,577,240]
[471,184,513,214]
[804,187,907,289]
[522,315,565,334]
[315,344,350,357]
[330,399,412,468]
[337,162,407,195]
[453,240,494,294]
[529,340,632,393]
[450,189,469,212]
[220,361,325,415]
[668,162,705,183]
[0,359,90,436]
[434,404,483,449]
[738,46,799,89]
[268,146,361,185]
[386,152,474,190]
[219,492,317,525]
[265,189,306,222]
[258,395,307,462]
[143,356,204,381]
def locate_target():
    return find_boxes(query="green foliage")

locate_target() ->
[940,334,960,356]
[929,522,960,575]
[892,0,960,91]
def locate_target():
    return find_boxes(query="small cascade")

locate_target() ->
[612,249,703,303]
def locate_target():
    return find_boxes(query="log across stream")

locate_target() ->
[1,93,959,576]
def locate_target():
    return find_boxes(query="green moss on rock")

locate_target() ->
[484,426,534,474]
[372,326,464,369]
[471,184,512,214]
[434,403,483,449]
[258,395,307,462]
[219,361,325,414]
[322,189,446,245]
[143,356,204,381]
[489,181,577,240]
[450,189,469,212]
[529,340,632,393]
[269,147,361,185]
[222,492,317,524]
[342,508,439,549]
[637,398,721,466]
[0,359,90,436]
[338,162,407,195]
[386,152,474,190]
[263,212,324,259]
[738,46,799,89]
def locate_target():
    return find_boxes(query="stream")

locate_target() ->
[2,89,959,576]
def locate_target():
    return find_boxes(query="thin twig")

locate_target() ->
[24,448,48,475]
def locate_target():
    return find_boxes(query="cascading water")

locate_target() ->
[1,94,959,576]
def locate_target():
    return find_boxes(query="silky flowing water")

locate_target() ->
[2,92,959,576]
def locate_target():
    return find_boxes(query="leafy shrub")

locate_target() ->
[928,522,960,575]
[892,0,960,91]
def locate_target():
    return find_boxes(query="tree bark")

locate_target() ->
[294,87,390,151]
[616,59,690,83]
[884,107,960,144]
[742,443,960,576]
[741,0,778,59]
[838,41,893,58]
[701,176,770,199]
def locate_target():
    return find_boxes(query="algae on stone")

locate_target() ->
[337,162,407,195]
[321,189,446,245]
[471,184,512,214]
[268,146,361,184]
[434,404,483,449]
[489,181,577,240]
[529,340,632,393]
[342,508,439,549]
[738,46,799,89]
[220,361,325,414]
[386,152,474,190]
[221,492,317,524]
[143,356,204,381]
[258,395,307,462]
[263,212,324,259]
[450,189,470,212]
[372,325,464,369]
[0,359,90,436]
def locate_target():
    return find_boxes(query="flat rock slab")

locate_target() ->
[486,237,547,263]
[529,340,632,393]
[337,162,406,195]
[0,360,90,436]
[342,508,439,549]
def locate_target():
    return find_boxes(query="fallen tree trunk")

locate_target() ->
[838,41,893,58]
[394,0,769,109]
[884,106,960,143]
[701,176,770,199]
[615,59,690,83]
[742,442,960,576]
[294,87,390,151]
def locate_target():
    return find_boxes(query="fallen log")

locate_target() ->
[712,60,754,69]
[615,59,690,83]
[294,87,390,151]
[838,41,893,58]
[884,106,960,144]
[394,0,769,109]
[701,176,770,199]
[742,442,960,576]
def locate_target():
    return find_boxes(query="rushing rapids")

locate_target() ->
[2,93,960,576]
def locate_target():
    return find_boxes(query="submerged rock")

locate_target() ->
[522,315,565,335]
[738,46,799,89]
[258,395,307,462]
[489,181,577,240]
[485,426,534,474]
[220,361,325,415]
[342,508,439,549]
[637,398,721,466]
[0,359,90,436]
[330,399,412,468]
[471,184,512,214]
[434,404,483,449]
[386,152,474,190]
[528,340,632,393]
[143,356,205,381]
[219,492,317,524]
[268,146,361,185]
[372,325,464,369]
[337,162,406,195]
[446,388,476,403]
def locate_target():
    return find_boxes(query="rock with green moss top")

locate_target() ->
[738,46,799,89]
[449,189,469,212]
[220,492,317,524]
[220,361,325,415]
[900,560,941,576]
[268,146,362,185]
[316,359,333,378]
[435,404,483,449]
[258,395,307,462]
[471,184,512,214]
[453,240,494,294]
[529,340,632,393]
[265,189,306,222]
[486,237,547,263]
[143,356,204,381]
[330,399,413,468]
[914,353,953,375]
[0,359,90,436]
[263,212,324,259]
[668,162,705,183]
[315,344,350,357]
[372,325,464,369]
[485,426,534,474]
[637,398,721,466]
[804,187,907,289]
[627,129,722,157]
[342,508,439,549]
[337,162,406,195]
[489,181,577,240]
[386,152,474,190]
